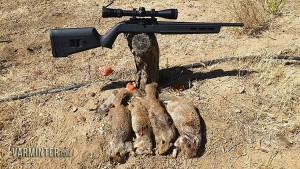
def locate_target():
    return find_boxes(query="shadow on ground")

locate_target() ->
[159,67,256,89]
[101,66,255,91]
[101,81,131,91]
[196,107,207,157]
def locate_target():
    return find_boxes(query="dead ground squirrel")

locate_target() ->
[109,89,134,163]
[144,83,177,155]
[165,97,201,159]
[128,90,153,155]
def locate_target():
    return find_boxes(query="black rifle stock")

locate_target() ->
[50,7,243,57]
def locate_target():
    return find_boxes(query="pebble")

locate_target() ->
[235,108,242,113]
[77,116,86,123]
[85,99,98,111]
[55,94,63,100]
[255,139,261,150]
[16,139,26,145]
[90,92,96,97]
[71,107,78,112]
[239,87,245,94]
[266,80,272,86]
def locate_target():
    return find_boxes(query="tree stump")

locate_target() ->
[126,33,159,90]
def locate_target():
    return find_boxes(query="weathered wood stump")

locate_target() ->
[126,33,159,90]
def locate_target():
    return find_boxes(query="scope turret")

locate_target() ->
[102,6,178,19]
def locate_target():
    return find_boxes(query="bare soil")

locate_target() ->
[0,0,300,168]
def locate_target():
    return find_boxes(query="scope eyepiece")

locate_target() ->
[102,6,178,19]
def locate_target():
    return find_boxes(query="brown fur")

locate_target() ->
[109,89,133,163]
[128,91,153,155]
[165,97,201,159]
[144,83,177,155]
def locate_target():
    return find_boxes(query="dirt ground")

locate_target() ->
[1,0,300,168]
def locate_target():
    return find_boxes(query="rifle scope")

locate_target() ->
[102,7,178,19]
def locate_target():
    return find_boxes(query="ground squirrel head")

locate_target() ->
[113,89,130,106]
[145,82,158,99]
[175,135,201,159]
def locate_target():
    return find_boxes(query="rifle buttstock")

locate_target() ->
[50,28,102,57]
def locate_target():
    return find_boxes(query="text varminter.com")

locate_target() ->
[11,147,73,158]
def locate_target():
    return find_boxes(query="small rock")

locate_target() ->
[56,94,63,101]
[239,87,245,94]
[52,12,62,16]
[235,109,242,113]
[260,148,269,153]
[16,139,26,145]
[90,92,96,97]
[89,105,98,111]
[77,116,86,123]
[277,50,283,55]
[93,116,101,122]
[71,107,78,112]
[85,99,98,111]
[255,139,261,150]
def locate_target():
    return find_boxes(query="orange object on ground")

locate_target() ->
[126,82,136,91]
[99,65,112,76]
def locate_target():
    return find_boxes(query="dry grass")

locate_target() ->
[0,104,10,126]
[231,0,287,35]
[232,0,269,35]
[0,102,17,120]
[246,58,300,120]
[264,0,286,15]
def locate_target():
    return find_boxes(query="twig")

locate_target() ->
[181,55,259,69]
[181,55,300,69]
[0,76,125,103]
[0,40,12,43]
[267,151,279,166]
[0,70,135,102]
[272,56,300,61]
[0,82,90,102]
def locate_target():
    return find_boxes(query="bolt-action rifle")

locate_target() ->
[50,7,243,57]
